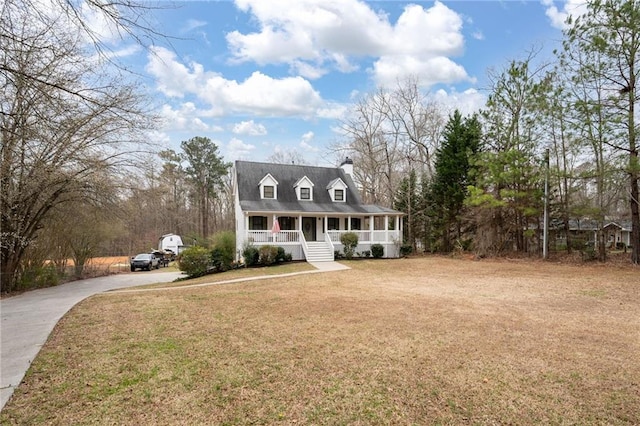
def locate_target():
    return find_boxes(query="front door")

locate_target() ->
[302,217,317,241]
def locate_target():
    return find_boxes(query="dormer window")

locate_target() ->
[294,176,314,201]
[327,178,347,202]
[259,173,278,200]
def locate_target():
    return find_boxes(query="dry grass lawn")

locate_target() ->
[1,257,639,425]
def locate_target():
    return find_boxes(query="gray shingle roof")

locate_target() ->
[235,160,401,215]
[552,219,633,231]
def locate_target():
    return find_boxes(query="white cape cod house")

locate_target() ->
[233,159,404,262]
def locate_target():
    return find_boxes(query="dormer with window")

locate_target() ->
[294,176,314,201]
[327,178,348,203]
[259,173,278,200]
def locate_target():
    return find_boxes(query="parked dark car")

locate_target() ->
[130,253,159,271]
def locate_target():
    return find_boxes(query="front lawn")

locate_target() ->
[2,258,639,424]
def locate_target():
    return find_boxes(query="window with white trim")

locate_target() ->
[259,174,278,200]
[294,176,314,201]
[326,177,347,202]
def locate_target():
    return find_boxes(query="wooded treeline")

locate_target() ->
[337,0,639,264]
[2,0,638,293]
[0,0,237,292]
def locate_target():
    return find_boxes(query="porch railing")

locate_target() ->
[247,230,400,244]
[247,230,300,244]
[327,230,400,243]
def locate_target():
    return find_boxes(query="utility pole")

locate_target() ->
[543,148,550,259]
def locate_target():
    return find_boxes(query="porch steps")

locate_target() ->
[304,242,334,262]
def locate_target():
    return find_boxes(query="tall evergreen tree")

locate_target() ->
[429,111,481,252]
[181,137,230,239]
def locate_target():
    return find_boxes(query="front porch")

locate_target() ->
[242,214,403,260]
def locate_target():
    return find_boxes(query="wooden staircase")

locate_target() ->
[304,241,334,262]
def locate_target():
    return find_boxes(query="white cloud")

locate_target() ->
[159,103,212,131]
[191,118,210,132]
[229,0,472,88]
[317,102,349,119]
[227,137,256,159]
[146,48,205,98]
[183,19,207,33]
[147,47,324,117]
[90,44,141,63]
[299,131,319,152]
[232,120,267,136]
[433,88,486,116]
[182,19,211,45]
[542,0,588,30]
[291,60,328,80]
[373,56,474,89]
[472,31,484,41]
[202,71,324,117]
[146,130,172,148]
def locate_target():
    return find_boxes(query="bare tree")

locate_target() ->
[388,76,445,180]
[266,150,309,165]
[336,89,406,206]
[0,3,153,292]
[335,79,446,209]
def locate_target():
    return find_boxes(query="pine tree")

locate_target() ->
[429,111,481,252]
[181,137,231,239]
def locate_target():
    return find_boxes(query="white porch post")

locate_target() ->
[348,215,351,231]
[245,214,250,233]
[369,215,374,242]
[324,215,328,234]
[384,215,389,242]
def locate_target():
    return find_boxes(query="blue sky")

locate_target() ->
[109,0,586,166]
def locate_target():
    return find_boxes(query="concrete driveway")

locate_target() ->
[0,270,183,411]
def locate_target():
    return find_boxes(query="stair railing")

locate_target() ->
[300,230,309,260]
[324,232,335,259]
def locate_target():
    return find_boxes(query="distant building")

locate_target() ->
[554,219,632,248]
[158,233,185,255]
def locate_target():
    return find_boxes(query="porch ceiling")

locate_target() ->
[240,200,402,216]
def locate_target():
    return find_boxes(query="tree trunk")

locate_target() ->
[628,69,639,264]
[630,154,640,264]
[201,188,208,239]
[1,250,21,293]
